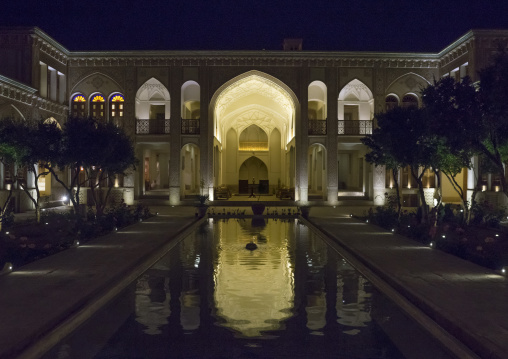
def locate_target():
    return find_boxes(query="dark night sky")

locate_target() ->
[2,0,508,52]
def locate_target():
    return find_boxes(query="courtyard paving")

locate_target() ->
[308,207,508,359]
[1,203,507,358]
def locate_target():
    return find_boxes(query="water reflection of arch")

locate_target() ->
[213,220,295,337]
[336,259,372,329]
[135,274,171,335]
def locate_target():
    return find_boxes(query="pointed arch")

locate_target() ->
[0,103,25,120]
[181,81,200,119]
[338,79,374,135]
[70,72,124,97]
[209,70,299,145]
[135,77,170,120]
[385,72,431,98]
[308,81,327,120]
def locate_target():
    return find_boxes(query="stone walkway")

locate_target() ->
[0,206,200,359]
[308,207,508,359]
[2,204,508,359]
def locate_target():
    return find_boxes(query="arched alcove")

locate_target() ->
[308,144,327,199]
[181,81,200,119]
[209,71,299,198]
[308,81,327,120]
[135,78,170,120]
[338,79,374,135]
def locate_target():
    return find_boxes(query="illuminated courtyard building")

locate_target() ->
[1,27,508,210]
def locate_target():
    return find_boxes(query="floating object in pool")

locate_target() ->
[246,242,258,250]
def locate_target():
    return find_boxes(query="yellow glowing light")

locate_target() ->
[111,95,124,102]
[37,177,46,192]
[92,95,105,102]
[73,95,86,102]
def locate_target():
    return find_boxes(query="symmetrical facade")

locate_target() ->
[1,27,508,211]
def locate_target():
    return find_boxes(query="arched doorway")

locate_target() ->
[239,157,269,194]
[209,71,299,200]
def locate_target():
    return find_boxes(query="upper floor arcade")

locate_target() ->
[1,26,508,136]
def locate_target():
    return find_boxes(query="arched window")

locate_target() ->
[109,94,124,126]
[308,81,327,135]
[181,81,200,119]
[90,94,105,120]
[402,94,418,108]
[385,95,399,111]
[71,94,86,118]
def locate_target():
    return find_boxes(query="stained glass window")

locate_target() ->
[72,94,86,117]
[110,94,125,126]
[91,94,105,102]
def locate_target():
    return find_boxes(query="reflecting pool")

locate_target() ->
[45,218,453,359]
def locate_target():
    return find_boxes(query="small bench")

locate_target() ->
[214,186,231,200]
[277,188,295,200]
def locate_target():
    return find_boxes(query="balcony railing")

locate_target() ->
[182,118,200,134]
[136,119,170,134]
[308,119,327,135]
[338,120,373,135]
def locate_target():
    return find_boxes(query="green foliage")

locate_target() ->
[367,206,399,230]
[0,203,14,229]
[197,194,209,207]
[470,200,506,227]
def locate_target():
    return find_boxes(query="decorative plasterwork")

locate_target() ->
[0,77,67,116]
[338,80,373,101]
[135,79,170,101]
[215,75,294,121]
[222,105,286,137]
[32,35,68,65]
[68,55,439,69]
[385,72,431,95]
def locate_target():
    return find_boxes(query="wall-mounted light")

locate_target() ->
[1,262,13,275]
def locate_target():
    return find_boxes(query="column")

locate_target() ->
[467,156,478,207]
[199,66,213,200]
[297,67,309,203]
[373,165,386,206]
[169,67,182,205]
[326,67,338,205]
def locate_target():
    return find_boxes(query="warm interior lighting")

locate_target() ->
[238,142,269,151]
[37,177,46,192]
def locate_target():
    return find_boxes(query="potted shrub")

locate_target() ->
[251,195,265,216]
[299,206,311,219]
[196,194,209,218]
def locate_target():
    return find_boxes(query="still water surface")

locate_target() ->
[46,218,452,359]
